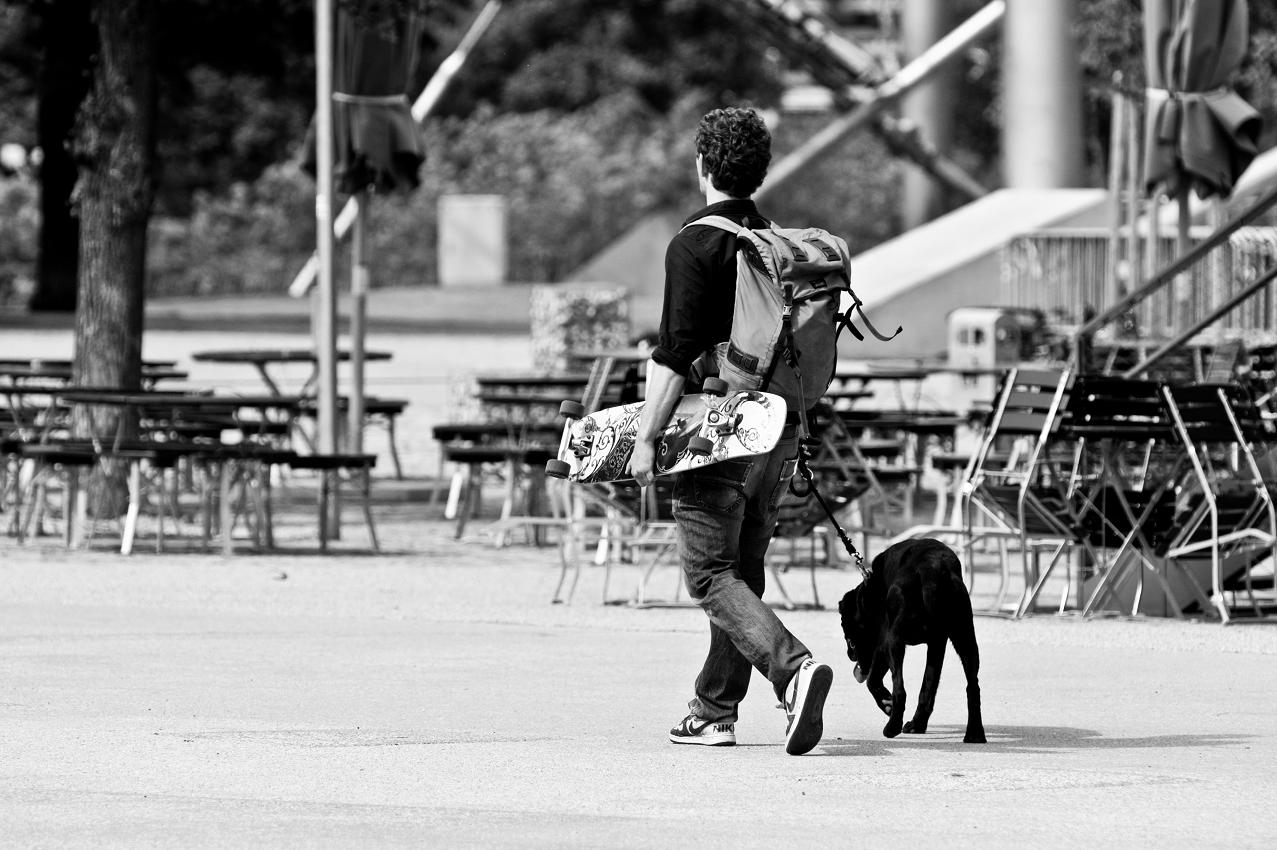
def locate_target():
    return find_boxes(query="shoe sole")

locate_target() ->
[669,734,736,747]
[785,664,833,755]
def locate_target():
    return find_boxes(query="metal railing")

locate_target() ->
[1002,184,1277,377]
[1003,225,1277,341]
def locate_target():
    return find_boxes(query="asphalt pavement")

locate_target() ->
[3,294,1277,847]
[2,500,1276,849]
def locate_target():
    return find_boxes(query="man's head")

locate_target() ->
[695,107,771,199]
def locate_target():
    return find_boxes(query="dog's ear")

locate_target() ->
[869,551,885,578]
[838,589,856,628]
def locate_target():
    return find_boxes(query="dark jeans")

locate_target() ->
[672,427,809,722]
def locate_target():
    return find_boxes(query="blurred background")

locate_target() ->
[1,0,1271,322]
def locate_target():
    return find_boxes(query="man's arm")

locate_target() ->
[626,359,686,486]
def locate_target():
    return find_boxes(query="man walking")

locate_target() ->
[627,106,833,756]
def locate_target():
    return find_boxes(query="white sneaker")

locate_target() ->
[784,657,833,755]
[669,714,736,746]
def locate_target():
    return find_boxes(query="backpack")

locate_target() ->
[686,215,899,433]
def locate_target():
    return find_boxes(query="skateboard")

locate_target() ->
[544,379,788,484]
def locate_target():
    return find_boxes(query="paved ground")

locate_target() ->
[2,498,1277,848]
[4,297,1277,846]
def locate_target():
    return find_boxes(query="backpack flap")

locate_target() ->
[680,216,855,408]
[770,227,852,302]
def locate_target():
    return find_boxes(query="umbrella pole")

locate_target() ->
[314,0,339,545]
[1124,90,1142,325]
[1148,193,1163,332]
[1105,86,1126,313]
[349,189,368,455]
[1176,188,1192,332]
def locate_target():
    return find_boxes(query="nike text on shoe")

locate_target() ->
[784,657,833,755]
[669,714,736,746]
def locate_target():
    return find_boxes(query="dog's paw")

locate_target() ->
[882,719,903,738]
[963,728,987,744]
[903,720,927,734]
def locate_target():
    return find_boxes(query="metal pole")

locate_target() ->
[1105,86,1126,310]
[349,189,368,453]
[1003,0,1084,187]
[901,0,954,228]
[314,0,337,456]
[756,0,1005,201]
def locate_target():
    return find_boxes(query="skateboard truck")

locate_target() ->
[705,408,742,436]
[545,400,587,479]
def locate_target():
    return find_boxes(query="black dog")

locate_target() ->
[837,538,986,743]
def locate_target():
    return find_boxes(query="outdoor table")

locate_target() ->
[56,389,303,447]
[833,363,931,410]
[569,346,652,365]
[475,391,583,407]
[474,373,599,390]
[53,389,309,554]
[0,362,188,387]
[822,387,874,407]
[0,384,71,440]
[190,348,392,396]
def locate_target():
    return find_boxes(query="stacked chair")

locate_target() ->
[1062,375,1196,618]
[957,367,1087,616]
[1142,382,1277,621]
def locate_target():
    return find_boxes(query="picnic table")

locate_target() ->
[190,348,392,396]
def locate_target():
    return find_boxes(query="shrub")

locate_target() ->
[0,175,38,306]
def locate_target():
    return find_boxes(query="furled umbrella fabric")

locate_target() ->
[302,6,426,460]
[1143,0,1262,200]
[304,7,426,194]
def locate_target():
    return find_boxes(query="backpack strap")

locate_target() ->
[680,214,748,236]
[839,288,903,342]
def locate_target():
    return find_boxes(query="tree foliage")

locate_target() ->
[431,0,783,115]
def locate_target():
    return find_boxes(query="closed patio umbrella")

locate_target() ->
[304,4,426,452]
[1143,0,1262,234]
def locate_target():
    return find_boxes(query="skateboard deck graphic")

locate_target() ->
[546,389,787,484]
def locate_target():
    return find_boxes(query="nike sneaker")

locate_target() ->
[784,656,833,755]
[668,714,736,746]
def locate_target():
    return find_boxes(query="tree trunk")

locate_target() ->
[28,0,95,313]
[71,0,156,514]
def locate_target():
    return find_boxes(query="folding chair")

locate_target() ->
[1155,382,1277,621]
[959,367,1091,616]
[1068,376,1210,618]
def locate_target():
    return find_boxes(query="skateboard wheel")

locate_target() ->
[702,377,728,396]
[544,459,571,478]
[688,435,714,456]
[559,400,586,419]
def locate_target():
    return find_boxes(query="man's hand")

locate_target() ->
[628,438,657,487]
[628,359,685,488]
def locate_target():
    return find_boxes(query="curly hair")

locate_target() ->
[695,107,772,198]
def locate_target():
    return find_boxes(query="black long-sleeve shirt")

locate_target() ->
[651,198,770,378]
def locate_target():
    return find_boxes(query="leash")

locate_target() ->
[768,298,871,582]
[790,438,871,580]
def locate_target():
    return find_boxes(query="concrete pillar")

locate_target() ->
[1002,0,1085,188]
[901,0,955,227]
